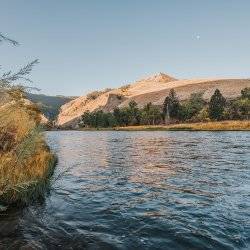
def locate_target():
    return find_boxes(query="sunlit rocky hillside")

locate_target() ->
[57,73,250,127]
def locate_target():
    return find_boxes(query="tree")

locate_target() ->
[141,102,161,125]
[113,107,130,126]
[209,89,226,120]
[127,100,141,125]
[81,111,92,127]
[227,88,250,120]
[163,89,181,122]
[81,110,117,128]
[113,107,122,125]
[241,87,250,99]
[179,92,205,121]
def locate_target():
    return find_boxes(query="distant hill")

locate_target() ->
[26,93,75,120]
[56,73,250,128]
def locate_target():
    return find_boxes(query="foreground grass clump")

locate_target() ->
[0,102,56,205]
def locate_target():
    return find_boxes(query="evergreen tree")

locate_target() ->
[113,107,122,125]
[128,100,141,125]
[209,89,226,120]
[163,89,180,121]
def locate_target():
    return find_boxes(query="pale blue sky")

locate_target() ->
[1,0,250,96]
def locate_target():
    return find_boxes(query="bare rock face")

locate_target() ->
[56,73,250,128]
[137,72,176,83]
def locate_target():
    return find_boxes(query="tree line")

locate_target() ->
[80,87,250,128]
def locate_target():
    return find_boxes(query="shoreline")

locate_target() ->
[73,120,250,132]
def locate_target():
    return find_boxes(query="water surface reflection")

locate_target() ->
[0,131,249,249]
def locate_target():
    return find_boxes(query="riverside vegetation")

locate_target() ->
[0,33,56,206]
[0,91,56,205]
[79,87,250,129]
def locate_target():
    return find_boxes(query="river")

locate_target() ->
[0,131,249,249]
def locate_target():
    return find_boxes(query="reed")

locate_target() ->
[0,102,56,205]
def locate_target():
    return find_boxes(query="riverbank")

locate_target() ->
[0,103,56,206]
[78,120,250,131]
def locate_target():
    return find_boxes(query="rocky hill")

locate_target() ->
[57,73,250,128]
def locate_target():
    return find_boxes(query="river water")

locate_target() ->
[0,131,249,249]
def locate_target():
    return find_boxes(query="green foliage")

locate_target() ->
[193,107,210,122]
[127,100,141,125]
[81,101,162,128]
[241,87,250,99]
[163,89,181,120]
[179,92,205,121]
[141,102,162,125]
[26,93,73,120]
[113,107,129,126]
[226,96,250,120]
[225,88,250,120]
[81,110,117,128]
[209,89,226,120]
[80,87,249,128]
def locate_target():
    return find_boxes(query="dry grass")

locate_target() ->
[0,103,56,205]
[113,120,250,131]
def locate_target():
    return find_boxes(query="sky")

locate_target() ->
[1,0,250,96]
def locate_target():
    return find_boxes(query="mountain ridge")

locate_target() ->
[56,73,250,127]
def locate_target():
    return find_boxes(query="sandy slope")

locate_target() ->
[57,73,250,127]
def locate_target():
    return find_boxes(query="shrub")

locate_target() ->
[86,91,102,100]
[0,102,56,205]
[120,84,130,93]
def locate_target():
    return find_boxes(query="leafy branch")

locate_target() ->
[0,33,19,46]
[0,32,40,92]
[0,60,40,92]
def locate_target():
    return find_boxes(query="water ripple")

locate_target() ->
[0,131,249,250]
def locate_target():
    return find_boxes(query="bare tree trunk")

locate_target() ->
[164,105,170,124]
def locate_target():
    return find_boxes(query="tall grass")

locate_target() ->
[113,120,250,131]
[0,102,56,205]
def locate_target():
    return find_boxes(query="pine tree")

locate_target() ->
[209,89,226,120]
[163,89,180,122]
[128,100,140,125]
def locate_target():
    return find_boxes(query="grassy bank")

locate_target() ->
[0,102,56,205]
[79,120,250,131]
